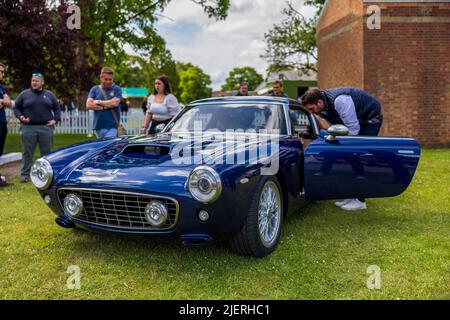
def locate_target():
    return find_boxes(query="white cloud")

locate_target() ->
[156,0,316,90]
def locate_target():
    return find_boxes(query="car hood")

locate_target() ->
[59,133,272,190]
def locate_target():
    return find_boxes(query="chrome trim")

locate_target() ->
[188,166,223,204]
[31,158,54,190]
[188,100,289,107]
[57,188,180,231]
[282,104,293,136]
[310,113,320,137]
[258,180,282,248]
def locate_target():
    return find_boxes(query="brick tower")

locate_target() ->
[317,0,450,147]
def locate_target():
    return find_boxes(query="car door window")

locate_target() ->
[289,107,314,147]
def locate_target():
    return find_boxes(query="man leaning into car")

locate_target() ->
[301,87,383,211]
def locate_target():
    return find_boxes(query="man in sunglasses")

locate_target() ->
[13,73,60,182]
[0,63,12,187]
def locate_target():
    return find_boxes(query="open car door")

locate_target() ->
[303,133,421,200]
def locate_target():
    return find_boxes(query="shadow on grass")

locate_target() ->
[59,198,424,265]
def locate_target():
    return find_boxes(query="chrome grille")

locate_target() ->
[57,188,179,230]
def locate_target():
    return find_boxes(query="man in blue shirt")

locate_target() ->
[301,87,383,211]
[86,67,122,139]
[0,63,13,187]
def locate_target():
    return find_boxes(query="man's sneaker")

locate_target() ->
[335,199,352,207]
[21,176,30,183]
[0,175,9,187]
[341,199,367,211]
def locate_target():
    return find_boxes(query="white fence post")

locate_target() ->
[5,109,145,136]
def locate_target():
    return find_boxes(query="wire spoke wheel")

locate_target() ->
[257,181,281,248]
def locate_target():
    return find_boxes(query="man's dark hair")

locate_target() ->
[301,89,325,106]
[154,75,172,95]
[273,80,283,87]
[101,67,114,75]
[240,81,249,88]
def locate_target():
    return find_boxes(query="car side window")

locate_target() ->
[289,107,314,146]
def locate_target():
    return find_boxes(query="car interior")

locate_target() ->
[289,107,315,148]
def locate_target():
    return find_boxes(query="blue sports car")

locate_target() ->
[31,97,421,257]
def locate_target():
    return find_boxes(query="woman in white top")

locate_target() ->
[141,75,181,134]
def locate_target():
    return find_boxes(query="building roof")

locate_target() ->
[267,70,317,82]
[122,87,149,98]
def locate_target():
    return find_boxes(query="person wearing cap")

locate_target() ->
[13,73,61,182]
[0,62,13,187]
[86,67,122,139]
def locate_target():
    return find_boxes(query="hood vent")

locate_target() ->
[122,145,170,156]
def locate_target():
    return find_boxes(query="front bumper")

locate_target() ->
[39,181,256,240]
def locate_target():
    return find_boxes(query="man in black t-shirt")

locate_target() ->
[13,73,60,182]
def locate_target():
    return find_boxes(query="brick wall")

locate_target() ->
[317,0,450,147]
[317,0,365,89]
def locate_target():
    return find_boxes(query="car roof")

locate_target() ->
[189,96,300,106]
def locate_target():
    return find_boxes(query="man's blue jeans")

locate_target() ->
[95,127,118,139]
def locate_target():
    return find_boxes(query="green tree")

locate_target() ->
[76,0,230,66]
[178,65,212,103]
[107,48,180,96]
[262,0,325,74]
[221,67,263,91]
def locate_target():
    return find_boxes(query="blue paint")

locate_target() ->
[36,97,421,241]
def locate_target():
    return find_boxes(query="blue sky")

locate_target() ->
[155,0,316,90]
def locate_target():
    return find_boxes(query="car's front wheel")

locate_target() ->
[230,176,284,258]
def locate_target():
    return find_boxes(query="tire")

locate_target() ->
[230,176,284,258]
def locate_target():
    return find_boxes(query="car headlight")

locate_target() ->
[63,194,83,217]
[188,166,222,204]
[30,158,53,190]
[145,201,169,227]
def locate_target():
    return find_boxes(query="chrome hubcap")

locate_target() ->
[258,181,281,248]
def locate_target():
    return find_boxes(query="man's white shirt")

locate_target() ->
[334,95,360,136]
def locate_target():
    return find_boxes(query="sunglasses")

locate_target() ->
[32,73,44,78]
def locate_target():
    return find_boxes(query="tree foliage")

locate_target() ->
[0,0,93,98]
[177,64,212,103]
[107,49,180,97]
[262,0,325,74]
[0,0,229,102]
[221,67,263,92]
[76,0,230,66]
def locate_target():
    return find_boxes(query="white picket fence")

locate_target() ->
[5,109,145,135]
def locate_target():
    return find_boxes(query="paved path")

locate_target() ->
[0,161,21,183]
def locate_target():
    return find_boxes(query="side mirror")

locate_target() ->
[155,123,166,133]
[327,125,349,141]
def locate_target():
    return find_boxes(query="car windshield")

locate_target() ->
[165,103,287,134]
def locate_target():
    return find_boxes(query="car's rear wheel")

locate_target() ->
[230,176,284,258]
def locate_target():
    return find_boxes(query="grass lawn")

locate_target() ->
[3,134,95,157]
[0,135,449,299]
